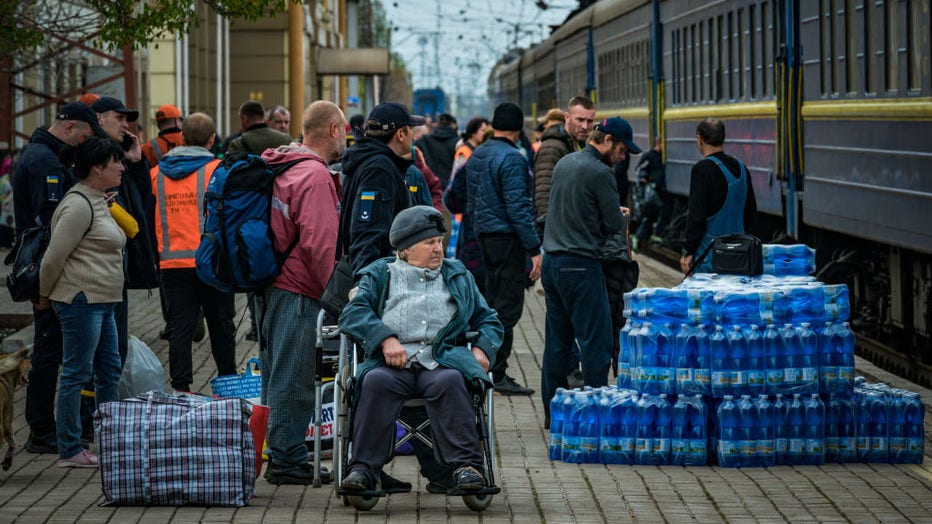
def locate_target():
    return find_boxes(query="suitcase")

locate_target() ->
[97,391,256,506]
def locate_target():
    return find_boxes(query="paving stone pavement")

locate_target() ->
[1,256,931,523]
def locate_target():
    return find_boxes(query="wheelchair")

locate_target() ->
[328,320,500,512]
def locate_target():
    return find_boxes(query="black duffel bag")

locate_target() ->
[4,226,51,302]
[711,233,763,276]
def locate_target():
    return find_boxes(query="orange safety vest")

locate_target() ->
[151,159,219,269]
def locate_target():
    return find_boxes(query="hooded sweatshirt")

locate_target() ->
[339,137,413,274]
[261,144,342,299]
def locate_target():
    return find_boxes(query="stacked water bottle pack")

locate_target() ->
[546,245,924,466]
[548,383,924,466]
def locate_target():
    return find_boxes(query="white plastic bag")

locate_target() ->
[118,335,167,399]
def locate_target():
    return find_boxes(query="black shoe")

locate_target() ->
[426,478,453,494]
[380,471,412,494]
[452,466,483,492]
[25,435,58,454]
[265,462,331,485]
[567,369,584,390]
[494,376,534,396]
[193,313,207,343]
[245,329,259,342]
[342,469,377,492]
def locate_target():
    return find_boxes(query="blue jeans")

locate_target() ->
[53,292,121,459]
[260,287,318,467]
[540,254,613,418]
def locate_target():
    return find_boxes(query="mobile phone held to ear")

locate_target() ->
[122,132,135,151]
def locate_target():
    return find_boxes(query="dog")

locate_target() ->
[0,348,29,471]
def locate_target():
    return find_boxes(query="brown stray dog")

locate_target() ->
[0,348,29,471]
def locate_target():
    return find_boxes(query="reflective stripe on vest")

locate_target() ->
[150,138,163,163]
[155,162,214,268]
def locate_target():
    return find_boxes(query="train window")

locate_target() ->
[738,7,745,100]
[907,0,922,91]
[865,0,875,94]
[749,5,757,99]
[716,15,723,101]
[845,0,857,94]
[884,0,897,92]
[761,1,770,97]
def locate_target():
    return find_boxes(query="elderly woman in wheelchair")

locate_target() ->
[338,205,504,496]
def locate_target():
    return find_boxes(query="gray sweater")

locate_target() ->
[542,144,626,260]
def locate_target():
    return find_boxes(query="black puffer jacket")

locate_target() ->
[12,128,76,233]
[415,126,458,187]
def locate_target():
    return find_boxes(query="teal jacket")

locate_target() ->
[339,257,504,393]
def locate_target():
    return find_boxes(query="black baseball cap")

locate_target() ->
[366,102,425,131]
[55,102,108,137]
[91,96,140,122]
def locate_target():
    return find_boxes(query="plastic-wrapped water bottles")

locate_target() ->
[561,391,581,462]
[624,288,709,325]
[716,290,778,327]
[549,388,567,460]
[857,390,889,463]
[618,323,634,389]
[716,395,741,467]
[780,324,802,393]
[822,284,851,323]
[903,392,925,464]
[755,394,775,466]
[671,394,707,466]
[737,395,758,467]
[675,324,711,396]
[835,322,856,396]
[762,244,816,276]
[710,325,730,398]
[825,394,857,463]
[579,391,601,463]
[819,322,838,394]
[654,393,673,464]
[745,325,766,396]
[656,323,676,395]
[627,321,642,390]
[635,393,671,465]
[785,394,805,465]
[728,326,749,396]
[773,394,788,465]
[599,391,624,464]
[618,392,639,464]
[887,390,908,463]
[803,393,825,465]
[764,324,785,394]
[797,323,819,395]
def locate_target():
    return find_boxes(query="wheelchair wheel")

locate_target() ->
[462,493,493,512]
[347,494,380,511]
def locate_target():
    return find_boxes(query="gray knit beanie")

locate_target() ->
[389,205,447,251]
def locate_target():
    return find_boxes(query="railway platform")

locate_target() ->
[0,254,930,523]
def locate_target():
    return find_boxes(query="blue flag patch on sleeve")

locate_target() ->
[358,191,376,222]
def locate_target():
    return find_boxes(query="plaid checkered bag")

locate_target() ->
[97,391,256,506]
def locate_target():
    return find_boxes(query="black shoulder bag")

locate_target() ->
[319,222,355,319]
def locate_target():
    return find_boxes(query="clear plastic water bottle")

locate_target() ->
[737,394,757,467]
[786,394,805,465]
[728,326,748,397]
[580,391,601,463]
[903,392,924,464]
[618,323,634,389]
[653,393,673,465]
[869,390,890,463]
[822,284,851,324]
[635,393,655,465]
[560,391,580,462]
[656,323,676,395]
[803,393,825,465]
[855,389,871,462]
[688,394,708,465]
[672,394,707,466]
[819,322,838,394]
[887,392,907,463]
[636,322,656,394]
[835,322,856,396]
[549,388,567,460]
[835,394,858,463]
[694,325,712,396]
[773,394,788,465]
[627,321,642,391]
[781,324,802,392]
[756,394,775,467]
[675,323,698,395]
[717,395,740,467]
[619,392,639,464]
[764,324,785,394]
[745,325,765,395]
[599,392,623,464]
[710,325,730,397]
[797,323,819,395]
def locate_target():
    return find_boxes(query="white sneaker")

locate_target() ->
[58,449,99,468]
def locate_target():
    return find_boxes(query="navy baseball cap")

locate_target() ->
[92,96,140,122]
[55,102,108,137]
[366,102,425,131]
[595,117,642,154]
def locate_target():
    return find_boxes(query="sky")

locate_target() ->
[381,0,579,97]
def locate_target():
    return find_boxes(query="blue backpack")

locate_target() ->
[195,152,306,293]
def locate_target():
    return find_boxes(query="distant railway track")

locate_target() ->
[636,244,932,390]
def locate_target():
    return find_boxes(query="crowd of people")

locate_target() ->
[8,89,755,494]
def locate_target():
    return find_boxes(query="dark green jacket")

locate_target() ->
[227,123,293,156]
[339,257,504,393]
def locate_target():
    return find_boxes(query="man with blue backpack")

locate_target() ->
[150,113,237,393]
[258,101,346,485]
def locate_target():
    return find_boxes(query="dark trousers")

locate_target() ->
[540,253,613,417]
[636,191,674,239]
[350,366,481,474]
[162,268,237,391]
[25,307,94,442]
[478,233,526,382]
